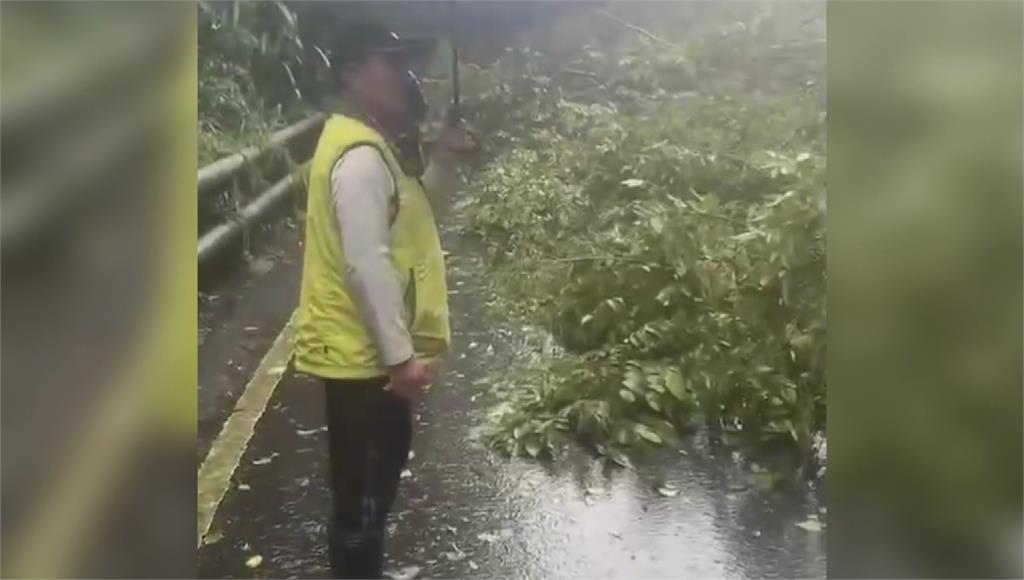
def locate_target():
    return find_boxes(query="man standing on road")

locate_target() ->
[294,21,470,579]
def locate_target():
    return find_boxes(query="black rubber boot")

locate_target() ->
[350,537,384,579]
[328,531,384,579]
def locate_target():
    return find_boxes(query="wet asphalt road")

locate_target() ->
[198,221,304,463]
[197,222,827,579]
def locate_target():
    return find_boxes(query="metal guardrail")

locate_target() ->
[198,114,324,195]
[198,167,307,263]
[196,114,323,264]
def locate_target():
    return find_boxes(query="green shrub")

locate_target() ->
[457,4,825,466]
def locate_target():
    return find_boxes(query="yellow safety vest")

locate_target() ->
[295,114,450,379]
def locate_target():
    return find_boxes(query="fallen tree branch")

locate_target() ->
[561,67,603,81]
[595,9,681,50]
[683,206,747,227]
[538,255,650,264]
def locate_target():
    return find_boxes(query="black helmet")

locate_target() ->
[329,21,436,82]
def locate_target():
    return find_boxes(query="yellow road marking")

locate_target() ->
[197,313,296,547]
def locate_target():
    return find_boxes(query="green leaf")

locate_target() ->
[665,368,686,400]
[634,423,663,444]
[650,215,665,234]
[655,287,674,306]
[607,448,633,469]
[619,389,636,403]
[657,484,680,497]
[203,531,224,546]
[623,368,644,392]
[795,515,823,532]
[615,427,631,445]
[274,1,297,28]
[646,392,662,412]
[513,423,531,439]
[524,439,542,457]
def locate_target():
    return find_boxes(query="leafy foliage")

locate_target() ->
[458,4,826,465]
[198,0,310,165]
[198,0,318,243]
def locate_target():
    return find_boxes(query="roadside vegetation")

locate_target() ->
[454,4,826,471]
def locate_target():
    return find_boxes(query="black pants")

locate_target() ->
[323,377,413,579]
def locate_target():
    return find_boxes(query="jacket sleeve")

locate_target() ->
[331,145,415,367]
